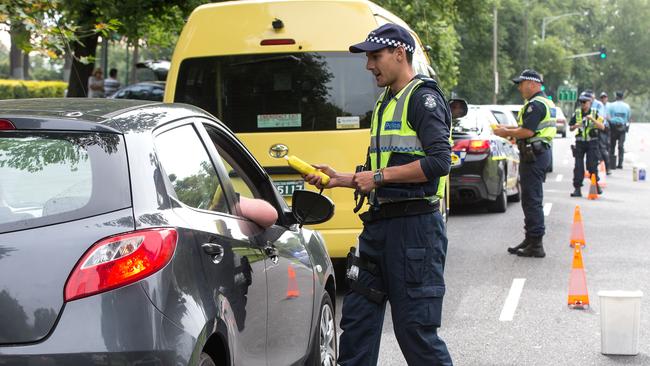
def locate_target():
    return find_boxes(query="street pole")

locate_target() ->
[493,5,498,104]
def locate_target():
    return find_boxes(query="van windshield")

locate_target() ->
[174,52,381,132]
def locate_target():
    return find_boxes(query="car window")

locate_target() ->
[492,110,510,125]
[0,132,131,233]
[154,124,229,213]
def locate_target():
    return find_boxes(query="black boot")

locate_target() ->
[507,238,529,254]
[597,184,603,195]
[570,187,582,197]
[516,236,545,258]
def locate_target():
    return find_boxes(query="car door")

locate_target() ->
[153,121,268,366]
[198,120,316,366]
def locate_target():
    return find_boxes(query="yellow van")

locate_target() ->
[165,0,448,263]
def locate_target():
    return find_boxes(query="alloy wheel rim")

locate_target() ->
[319,303,336,366]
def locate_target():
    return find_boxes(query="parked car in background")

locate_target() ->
[555,106,567,138]
[0,99,337,366]
[450,105,521,212]
[110,81,165,101]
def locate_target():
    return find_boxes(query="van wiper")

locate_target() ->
[230,55,302,67]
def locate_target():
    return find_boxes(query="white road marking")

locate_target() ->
[499,278,526,322]
[544,203,553,216]
[555,174,563,182]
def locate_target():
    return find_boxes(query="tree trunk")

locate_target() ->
[9,26,23,79]
[63,52,72,84]
[22,53,30,80]
[65,4,100,97]
[130,40,139,84]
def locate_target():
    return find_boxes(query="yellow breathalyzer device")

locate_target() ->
[285,155,330,185]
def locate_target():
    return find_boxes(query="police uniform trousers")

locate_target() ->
[338,211,452,366]
[572,140,599,188]
[610,125,626,167]
[598,130,611,171]
[520,148,551,238]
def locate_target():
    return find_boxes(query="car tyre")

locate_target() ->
[308,292,337,366]
[199,352,216,366]
[487,171,507,213]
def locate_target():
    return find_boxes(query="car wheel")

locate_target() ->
[199,352,216,366]
[308,292,337,366]
[487,171,507,213]
[508,180,521,203]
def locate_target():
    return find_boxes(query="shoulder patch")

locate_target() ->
[422,94,437,111]
[527,105,533,113]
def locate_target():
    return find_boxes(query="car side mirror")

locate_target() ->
[449,99,468,119]
[291,190,334,225]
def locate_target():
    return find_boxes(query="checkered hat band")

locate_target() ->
[366,36,415,53]
[520,76,542,83]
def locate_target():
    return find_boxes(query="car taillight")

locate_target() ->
[0,119,15,130]
[64,228,177,302]
[452,139,490,154]
[260,39,296,46]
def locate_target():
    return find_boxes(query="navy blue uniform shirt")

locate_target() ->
[521,91,548,132]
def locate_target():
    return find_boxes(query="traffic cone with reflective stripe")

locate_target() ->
[587,174,599,200]
[570,205,586,248]
[286,264,300,299]
[568,244,589,308]
[598,161,607,188]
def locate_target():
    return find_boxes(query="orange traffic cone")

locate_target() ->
[598,161,607,188]
[587,174,599,200]
[286,264,300,299]
[584,170,590,179]
[569,205,586,248]
[568,244,589,308]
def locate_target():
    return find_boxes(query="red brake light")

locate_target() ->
[0,119,15,130]
[64,228,177,302]
[260,38,296,46]
[452,139,490,154]
[452,139,469,152]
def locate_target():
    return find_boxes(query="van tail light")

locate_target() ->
[0,119,15,130]
[452,139,491,154]
[260,39,296,46]
[64,228,177,302]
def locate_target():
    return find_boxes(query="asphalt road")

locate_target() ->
[336,123,650,366]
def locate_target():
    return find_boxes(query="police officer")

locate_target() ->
[494,70,555,258]
[607,91,632,169]
[598,92,612,175]
[569,92,606,197]
[304,23,453,366]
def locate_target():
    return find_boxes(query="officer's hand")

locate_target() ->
[352,170,375,193]
[304,164,337,189]
[493,127,508,138]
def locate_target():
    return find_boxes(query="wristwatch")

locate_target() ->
[373,169,384,186]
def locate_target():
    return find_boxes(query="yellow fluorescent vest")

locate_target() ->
[369,78,447,199]
[517,95,557,144]
[574,108,601,141]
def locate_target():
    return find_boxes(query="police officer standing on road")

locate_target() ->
[304,23,453,366]
[494,70,555,258]
[607,91,632,169]
[569,92,606,197]
[598,92,612,175]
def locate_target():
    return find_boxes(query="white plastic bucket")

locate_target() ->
[598,290,643,355]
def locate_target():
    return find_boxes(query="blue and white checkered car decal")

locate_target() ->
[366,36,415,53]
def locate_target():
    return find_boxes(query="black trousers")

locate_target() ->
[610,126,626,167]
[573,140,599,188]
[520,148,551,238]
[599,130,611,171]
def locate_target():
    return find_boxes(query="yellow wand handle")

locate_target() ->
[285,155,330,185]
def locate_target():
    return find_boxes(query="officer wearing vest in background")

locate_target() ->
[304,23,453,366]
[570,92,606,197]
[494,69,555,258]
[607,91,632,169]
[598,92,612,175]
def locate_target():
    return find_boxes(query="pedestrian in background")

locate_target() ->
[494,69,555,258]
[305,23,453,366]
[104,68,121,97]
[570,92,605,197]
[607,91,632,169]
[87,68,105,98]
[598,92,612,175]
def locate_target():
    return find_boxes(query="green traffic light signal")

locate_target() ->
[599,46,607,59]
[541,85,546,91]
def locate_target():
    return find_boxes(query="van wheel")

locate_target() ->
[199,352,216,366]
[487,172,507,213]
[308,292,337,366]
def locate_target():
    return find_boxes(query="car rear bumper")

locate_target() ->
[0,284,195,365]
[450,174,489,203]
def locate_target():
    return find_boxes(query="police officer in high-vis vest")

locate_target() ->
[304,23,453,366]
[570,92,606,197]
[494,69,555,258]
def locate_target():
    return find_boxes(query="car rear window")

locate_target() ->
[0,131,131,233]
[174,52,381,133]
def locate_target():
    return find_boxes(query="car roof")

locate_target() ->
[0,98,215,134]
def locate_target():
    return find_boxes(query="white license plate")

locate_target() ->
[273,180,304,196]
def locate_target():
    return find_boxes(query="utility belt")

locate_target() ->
[611,123,627,133]
[359,198,440,223]
[346,248,386,304]
[517,139,549,163]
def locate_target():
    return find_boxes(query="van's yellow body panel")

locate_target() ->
[165,0,440,259]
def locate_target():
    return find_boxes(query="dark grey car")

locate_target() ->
[0,99,337,366]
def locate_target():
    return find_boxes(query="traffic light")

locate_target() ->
[599,46,607,59]
[541,85,546,91]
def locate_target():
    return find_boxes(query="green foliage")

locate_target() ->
[0,80,67,99]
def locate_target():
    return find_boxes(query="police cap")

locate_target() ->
[350,24,416,54]
[578,92,592,102]
[511,69,543,84]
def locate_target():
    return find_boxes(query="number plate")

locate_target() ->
[451,151,466,167]
[273,180,304,196]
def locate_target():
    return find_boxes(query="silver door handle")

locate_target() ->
[202,243,224,264]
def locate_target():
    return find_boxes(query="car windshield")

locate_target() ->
[174,52,381,132]
[452,108,486,134]
[0,132,131,233]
